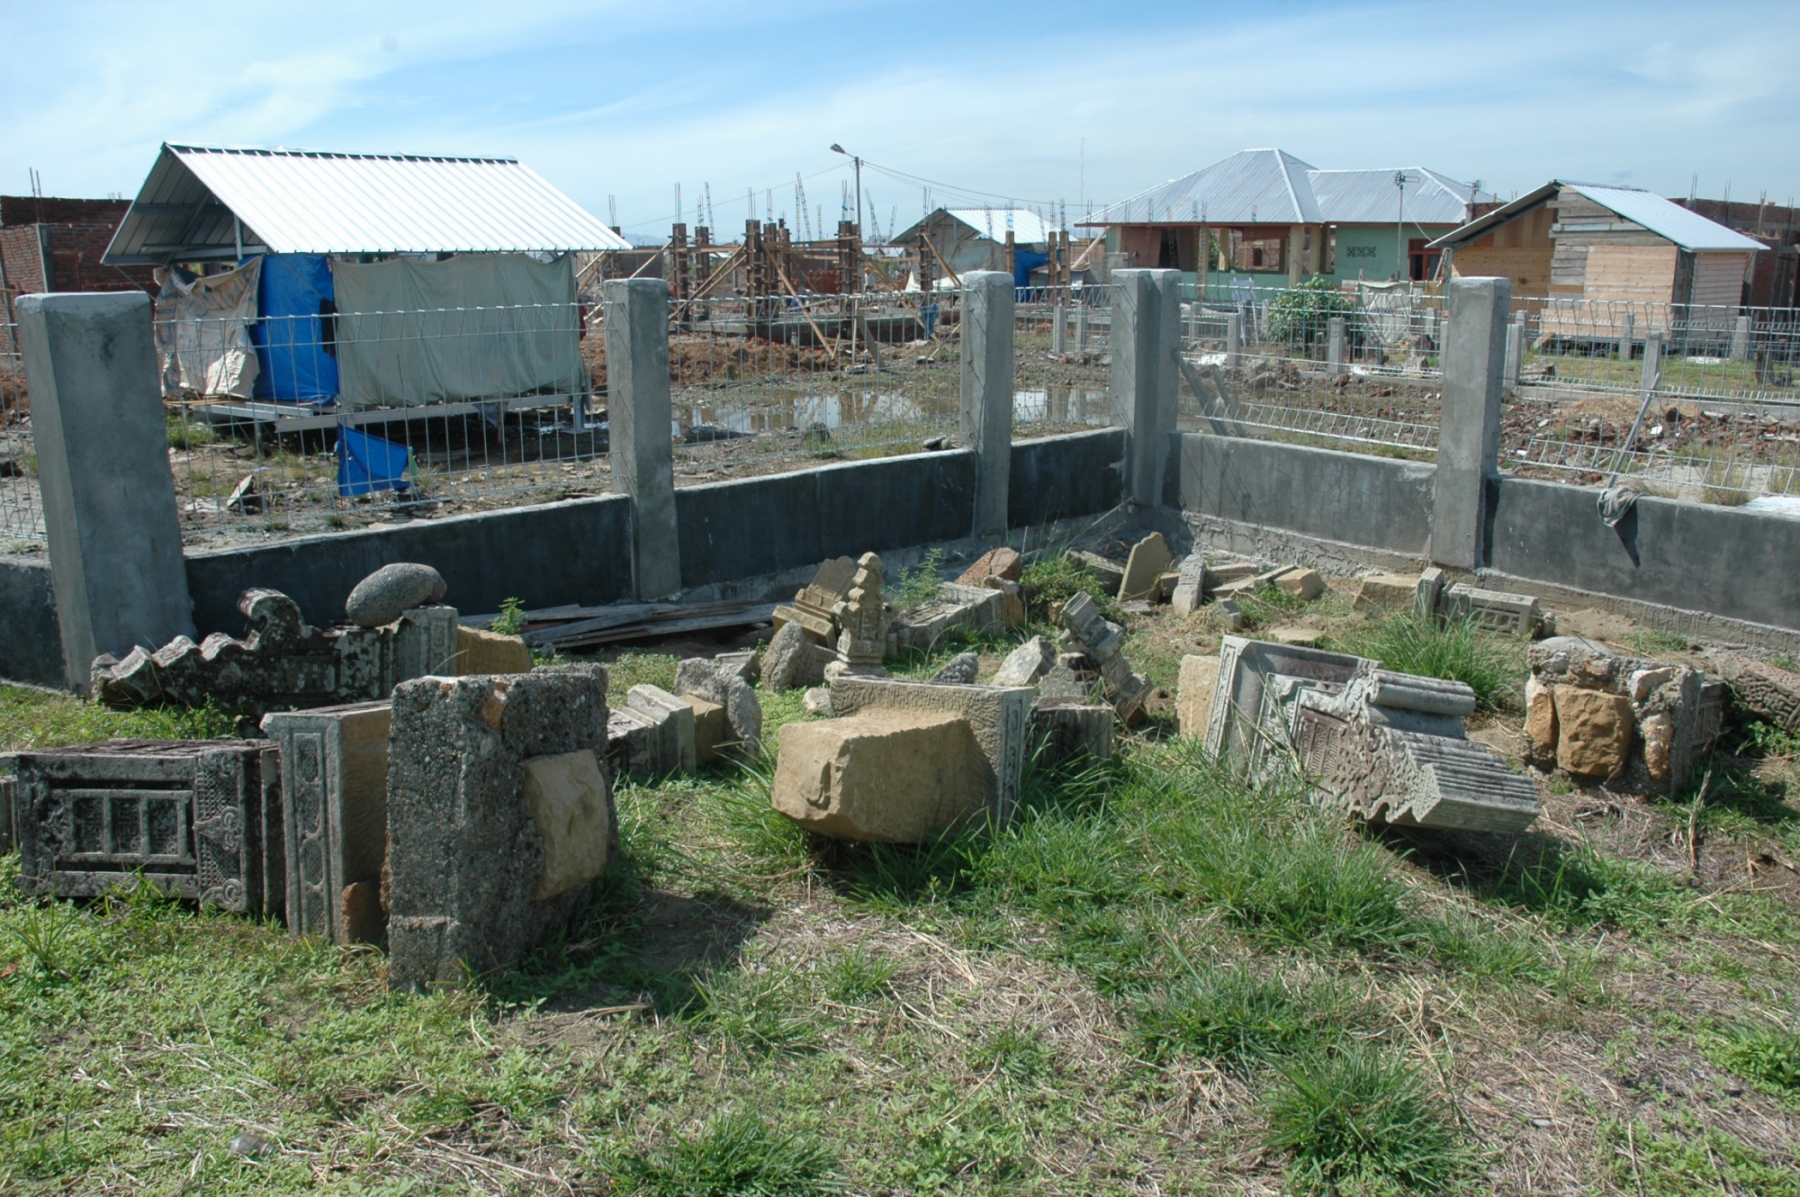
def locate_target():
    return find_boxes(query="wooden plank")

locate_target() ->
[536,605,779,651]
[514,599,777,647]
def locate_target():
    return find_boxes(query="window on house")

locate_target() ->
[1409,238,1441,281]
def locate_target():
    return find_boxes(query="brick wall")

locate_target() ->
[0,197,156,319]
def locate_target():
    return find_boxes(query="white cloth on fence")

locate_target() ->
[327,253,585,411]
[154,258,262,399]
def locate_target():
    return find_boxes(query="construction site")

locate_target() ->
[2,136,1800,1196]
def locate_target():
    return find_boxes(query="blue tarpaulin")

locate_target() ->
[336,427,412,497]
[251,254,339,402]
[1013,250,1049,291]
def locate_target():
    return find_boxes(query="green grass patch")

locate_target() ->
[607,1109,841,1195]
[1601,1118,1800,1197]
[1019,552,1123,623]
[0,684,236,751]
[1328,614,1523,710]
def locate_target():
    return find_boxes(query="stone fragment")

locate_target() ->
[1064,550,1126,593]
[891,583,1004,652]
[1274,568,1325,600]
[0,774,15,856]
[1036,660,1089,700]
[834,553,892,674]
[1201,561,1259,592]
[931,652,981,684]
[1640,712,1675,781]
[802,686,834,717]
[1210,575,1261,600]
[1169,556,1207,615]
[683,695,728,761]
[1415,567,1446,622]
[1712,653,1800,732]
[771,711,988,842]
[761,621,834,691]
[828,676,1033,822]
[346,563,447,628]
[1029,697,1115,767]
[956,546,1023,586]
[714,650,761,686]
[1056,592,1151,721]
[1210,597,1245,632]
[1353,573,1418,614]
[675,658,763,750]
[9,739,282,912]
[456,626,534,675]
[262,700,393,942]
[385,666,612,992]
[773,556,857,645]
[980,576,1028,627]
[1552,686,1634,778]
[1270,626,1324,647]
[1117,532,1173,602]
[1158,571,1182,602]
[1629,667,1675,705]
[521,750,612,900]
[1441,584,1541,637]
[994,636,1056,689]
[1524,675,1558,758]
[607,685,697,777]
[1177,654,1220,737]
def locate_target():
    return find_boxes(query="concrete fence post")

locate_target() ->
[1225,310,1242,371]
[1110,268,1182,509]
[1327,316,1346,377]
[1503,322,1523,394]
[1730,314,1751,361]
[1075,302,1088,353]
[1051,302,1067,355]
[1642,330,1664,392]
[959,272,1015,538]
[1431,277,1510,571]
[16,292,195,691]
[1618,311,1635,361]
[604,278,682,599]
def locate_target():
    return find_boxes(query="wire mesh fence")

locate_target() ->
[1012,284,1115,437]
[0,321,42,546]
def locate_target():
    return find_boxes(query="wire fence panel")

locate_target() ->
[1012,284,1114,438]
[1,322,43,546]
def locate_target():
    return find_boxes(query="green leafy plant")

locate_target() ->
[1708,1020,1800,1096]
[1019,553,1124,623]
[611,1109,840,1195]
[489,596,527,637]
[894,549,947,608]
[1264,276,1359,352]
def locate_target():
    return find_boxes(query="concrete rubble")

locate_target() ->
[1527,636,1722,791]
[386,666,614,992]
[8,739,283,912]
[1711,652,1800,733]
[1056,592,1151,722]
[1202,636,1539,833]
[262,700,392,944]
[674,656,763,752]
[607,684,698,778]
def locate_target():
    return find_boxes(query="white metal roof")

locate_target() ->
[1308,168,1489,226]
[889,207,1058,246]
[1561,184,1763,252]
[104,144,628,264]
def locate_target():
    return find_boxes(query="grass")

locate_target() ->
[1329,613,1525,710]
[5,610,1800,1192]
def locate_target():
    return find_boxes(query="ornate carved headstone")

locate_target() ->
[833,552,892,674]
[773,556,858,645]
[1056,592,1151,721]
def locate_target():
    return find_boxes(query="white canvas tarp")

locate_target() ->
[328,252,586,410]
[154,256,262,398]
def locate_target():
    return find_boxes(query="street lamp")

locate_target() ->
[831,144,862,235]
[1394,170,1408,282]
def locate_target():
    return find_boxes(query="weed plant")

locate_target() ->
[1329,614,1523,710]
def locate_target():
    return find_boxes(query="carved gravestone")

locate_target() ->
[261,701,393,943]
[773,556,858,645]
[385,666,614,992]
[8,740,282,914]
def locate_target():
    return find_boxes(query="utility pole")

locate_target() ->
[831,144,862,234]
[1394,170,1408,282]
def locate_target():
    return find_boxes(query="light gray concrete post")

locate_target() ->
[1641,330,1663,392]
[1503,322,1523,394]
[1618,311,1635,361]
[1051,303,1067,355]
[1075,302,1088,353]
[1327,316,1346,376]
[959,272,1015,538]
[1431,277,1511,571]
[16,292,195,691]
[1110,269,1182,509]
[1730,314,1751,361]
[605,278,682,599]
[1225,310,1242,370]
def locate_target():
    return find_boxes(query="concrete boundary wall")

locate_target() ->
[1009,429,1125,529]
[0,557,64,688]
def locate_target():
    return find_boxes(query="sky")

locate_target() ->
[6,0,1799,238]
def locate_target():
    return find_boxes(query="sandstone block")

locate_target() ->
[1353,573,1417,613]
[956,546,1023,586]
[675,658,763,750]
[1553,686,1634,778]
[1029,698,1115,767]
[1064,550,1126,593]
[522,750,612,900]
[1524,675,1558,757]
[1274,568,1325,600]
[1177,654,1220,737]
[828,676,1033,822]
[1270,626,1324,647]
[802,687,834,717]
[772,712,988,842]
[993,636,1056,689]
[1117,532,1173,601]
[456,626,534,675]
[682,695,728,762]
[346,563,447,628]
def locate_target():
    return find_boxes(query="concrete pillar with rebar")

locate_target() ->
[16,291,195,690]
[960,272,1015,538]
[1328,316,1346,377]
[1111,268,1182,509]
[604,278,682,599]
[1432,277,1511,570]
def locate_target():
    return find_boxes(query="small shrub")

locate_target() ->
[166,418,215,450]
[489,596,527,636]
[1261,1045,1471,1195]
[895,548,947,608]
[1331,614,1521,711]
[611,1109,839,1195]
[1709,1021,1800,1095]
[1020,554,1123,623]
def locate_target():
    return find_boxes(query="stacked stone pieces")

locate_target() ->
[673,658,763,752]
[385,665,614,992]
[833,552,892,673]
[1527,636,1719,791]
[773,556,857,645]
[1056,592,1151,720]
[606,684,697,777]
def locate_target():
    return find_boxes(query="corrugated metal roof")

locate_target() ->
[1085,150,1487,228]
[1562,184,1764,252]
[1307,168,1489,226]
[104,144,628,264]
[1428,181,1765,253]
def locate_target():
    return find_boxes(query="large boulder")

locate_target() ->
[771,711,988,842]
[346,563,447,628]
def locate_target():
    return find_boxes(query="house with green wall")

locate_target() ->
[1081,149,1492,296]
